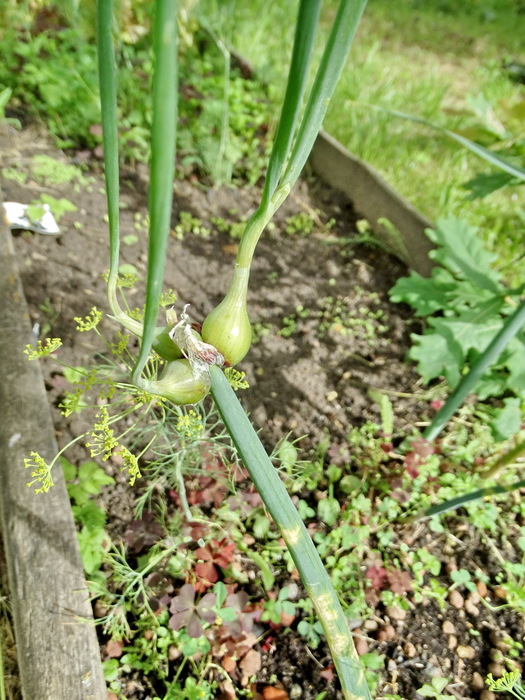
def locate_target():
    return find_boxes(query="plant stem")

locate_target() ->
[96,0,121,318]
[209,365,372,700]
[424,297,525,442]
[482,438,525,480]
[131,0,178,385]
[235,183,290,270]
[411,477,525,521]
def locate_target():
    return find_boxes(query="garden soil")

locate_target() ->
[1,127,523,700]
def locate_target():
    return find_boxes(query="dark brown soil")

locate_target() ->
[1,127,524,700]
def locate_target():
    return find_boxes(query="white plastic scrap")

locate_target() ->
[3,201,60,235]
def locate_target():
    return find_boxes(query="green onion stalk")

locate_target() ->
[97,1,372,695]
[210,366,372,699]
[203,0,368,369]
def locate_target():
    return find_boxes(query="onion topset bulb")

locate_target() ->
[201,268,251,366]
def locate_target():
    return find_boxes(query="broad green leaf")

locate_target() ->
[60,456,77,481]
[427,217,502,291]
[488,397,523,441]
[430,311,504,360]
[442,280,502,311]
[389,270,456,317]
[463,171,517,199]
[475,373,509,400]
[506,340,525,396]
[78,461,115,492]
[213,581,227,608]
[408,330,463,385]
[72,501,107,531]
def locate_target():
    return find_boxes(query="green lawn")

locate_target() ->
[222,0,525,281]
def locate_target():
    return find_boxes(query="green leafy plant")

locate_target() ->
[416,677,455,700]
[260,585,298,625]
[390,216,525,441]
[62,457,114,576]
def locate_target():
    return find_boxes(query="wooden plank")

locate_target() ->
[0,192,107,699]
[310,130,435,277]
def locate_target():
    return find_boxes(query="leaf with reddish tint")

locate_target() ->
[410,436,435,458]
[222,655,237,674]
[187,522,209,541]
[386,569,412,594]
[320,665,335,681]
[169,585,219,638]
[327,443,350,466]
[404,451,421,479]
[226,590,249,613]
[123,512,165,554]
[168,584,196,630]
[240,648,262,678]
[365,564,388,591]
[195,560,219,590]
[195,538,236,568]
[186,613,205,638]
[106,639,124,658]
[260,635,275,653]
[196,592,217,623]
[214,541,236,567]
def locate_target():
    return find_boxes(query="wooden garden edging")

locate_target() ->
[310,130,435,277]
[0,188,106,699]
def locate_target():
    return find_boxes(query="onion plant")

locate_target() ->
[97,0,370,697]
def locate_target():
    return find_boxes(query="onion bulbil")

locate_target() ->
[201,268,251,366]
[152,324,182,361]
[146,358,208,404]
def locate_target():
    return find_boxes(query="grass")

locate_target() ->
[218,0,525,279]
[4,1,523,279]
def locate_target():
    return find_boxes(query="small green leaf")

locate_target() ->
[339,475,362,495]
[77,525,109,575]
[297,499,316,518]
[451,569,471,586]
[253,513,271,539]
[102,658,120,682]
[318,496,341,526]
[60,456,77,481]
[213,581,227,608]
[118,262,138,277]
[278,439,298,470]
[63,366,87,384]
[78,460,115,491]
[488,397,523,441]
[359,652,385,670]
[218,606,237,623]
[72,501,107,531]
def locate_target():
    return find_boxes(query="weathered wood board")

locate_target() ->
[0,187,106,699]
[310,130,435,277]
